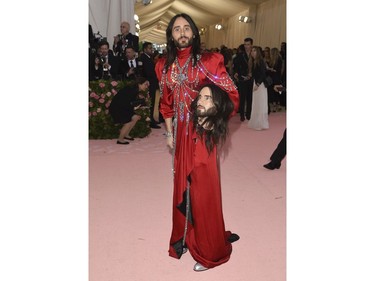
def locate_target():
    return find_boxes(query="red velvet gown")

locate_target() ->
[155,47,239,269]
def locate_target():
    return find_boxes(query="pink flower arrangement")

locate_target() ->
[89,80,125,119]
[89,79,151,139]
[89,80,148,122]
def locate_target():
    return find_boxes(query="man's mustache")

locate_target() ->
[178,36,189,40]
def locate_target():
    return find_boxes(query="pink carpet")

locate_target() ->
[89,111,286,281]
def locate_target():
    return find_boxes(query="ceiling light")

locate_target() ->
[238,16,251,23]
[215,24,223,30]
[199,27,207,35]
[134,14,139,21]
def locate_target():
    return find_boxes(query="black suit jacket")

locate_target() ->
[89,52,120,81]
[120,58,141,81]
[139,53,158,91]
[113,33,139,55]
[252,59,267,86]
[233,52,251,81]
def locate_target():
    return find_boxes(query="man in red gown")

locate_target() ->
[155,13,239,271]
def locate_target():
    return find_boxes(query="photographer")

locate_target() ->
[89,41,120,81]
[108,77,149,144]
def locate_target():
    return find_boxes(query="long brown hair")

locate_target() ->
[269,47,281,68]
[191,84,234,154]
[251,46,263,69]
[164,13,201,72]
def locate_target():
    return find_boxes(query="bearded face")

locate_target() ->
[171,17,194,49]
[173,36,193,49]
[196,106,217,117]
[196,87,217,118]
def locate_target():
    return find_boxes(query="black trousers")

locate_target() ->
[148,85,157,123]
[270,129,286,163]
[237,79,253,119]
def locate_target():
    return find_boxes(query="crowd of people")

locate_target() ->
[89,21,286,135]
[89,16,286,271]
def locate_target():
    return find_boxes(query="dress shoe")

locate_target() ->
[124,136,134,141]
[193,262,208,272]
[263,161,281,170]
[116,140,129,145]
[150,123,161,129]
[240,116,245,122]
[228,233,240,243]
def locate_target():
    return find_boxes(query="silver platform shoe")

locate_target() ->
[193,262,208,272]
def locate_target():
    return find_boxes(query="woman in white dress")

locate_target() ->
[248,46,269,130]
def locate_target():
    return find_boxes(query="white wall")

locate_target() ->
[89,0,135,48]
[205,0,286,49]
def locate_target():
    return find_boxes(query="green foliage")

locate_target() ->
[89,79,152,139]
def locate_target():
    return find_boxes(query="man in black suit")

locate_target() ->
[113,21,139,56]
[89,40,120,81]
[233,37,254,121]
[119,46,140,81]
[139,42,161,129]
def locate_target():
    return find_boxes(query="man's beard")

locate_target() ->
[196,106,217,118]
[173,36,193,48]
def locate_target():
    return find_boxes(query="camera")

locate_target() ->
[95,54,106,65]
[95,55,110,79]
